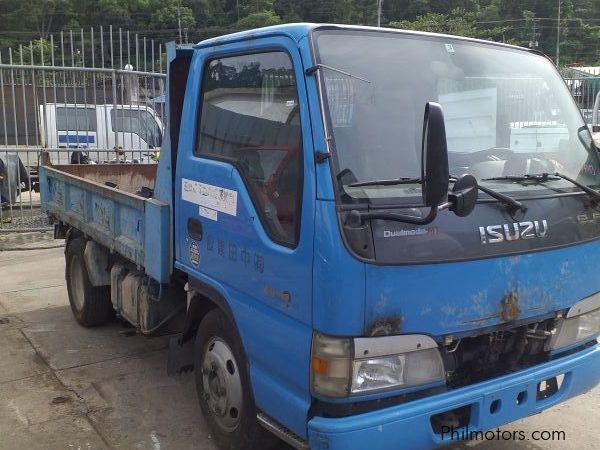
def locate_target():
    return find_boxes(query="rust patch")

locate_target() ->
[500,292,521,321]
[263,285,292,307]
[54,164,156,194]
[366,316,403,336]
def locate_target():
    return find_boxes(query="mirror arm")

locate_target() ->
[348,198,458,226]
[355,205,439,225]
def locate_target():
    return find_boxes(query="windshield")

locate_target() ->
[111,109,163,148]
[314,29,600,203]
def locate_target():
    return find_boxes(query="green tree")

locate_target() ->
[19,39,57,65]
[148,3,197,30]
[10,0,72,39]
[2,0,600,67]
[235,10,282,28]
[239,0,275,15]
[389,7,510,43]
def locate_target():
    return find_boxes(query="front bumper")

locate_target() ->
[307,342,600,450]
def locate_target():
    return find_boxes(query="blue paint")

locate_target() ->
[363,237,600,337]
[40,23,600,448]
[175,34,317,434]
[40,165,171,283]
[307,345,600,450]
[171,25,600,444]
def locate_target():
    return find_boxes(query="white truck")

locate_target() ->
[38,103,163,164]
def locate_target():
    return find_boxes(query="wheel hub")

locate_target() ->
[201,337,243,431]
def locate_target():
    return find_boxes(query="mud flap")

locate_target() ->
[167,334,195,375]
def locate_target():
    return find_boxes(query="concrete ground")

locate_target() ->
[0,246,598,450]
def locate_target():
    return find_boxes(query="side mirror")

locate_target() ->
[421,102,450,207]
[344,102,477,227]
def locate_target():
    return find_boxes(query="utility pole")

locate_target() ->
[377,0,383,27]
[529,18,539,49]
[556,0,561,66]
[177,0,183,45]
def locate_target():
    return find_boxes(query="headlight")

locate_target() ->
[311,333,445,398]
[548,308,600,351]
[548,292,600,351]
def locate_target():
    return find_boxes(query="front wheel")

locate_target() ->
[194,308,275,450]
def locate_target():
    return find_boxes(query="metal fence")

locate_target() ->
[0,28,166,232]
[564,81,600,126]
[2,28,600,234]
[561,67,600,127]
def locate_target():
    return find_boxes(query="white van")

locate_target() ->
[39,103,163,164]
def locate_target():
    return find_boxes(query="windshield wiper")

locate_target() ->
[483,173,561,183]
[348,177,421,187]
[305,63,371,83]
[349,176,526,213]
[554,172,600,203]
[452,177,526,213]
[483,172,600,203]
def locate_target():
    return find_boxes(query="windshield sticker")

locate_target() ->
[445,43,455,53]
[182,179,238,216]
[199,206,218,221]
[189,240,200,267]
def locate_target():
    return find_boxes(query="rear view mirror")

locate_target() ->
[422,102,450,207]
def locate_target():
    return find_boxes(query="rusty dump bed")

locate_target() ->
[39,163,170,283]
[53,164,157,194]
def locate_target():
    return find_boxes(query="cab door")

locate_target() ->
[174,37,316,435]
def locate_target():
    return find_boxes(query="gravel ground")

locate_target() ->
[0,210,51,230]
[0,230,61,251]
[0,190,49,231]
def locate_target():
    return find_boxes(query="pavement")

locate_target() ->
[0,245,599,450]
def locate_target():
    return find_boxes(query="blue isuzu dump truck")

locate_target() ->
[40,24,600,450]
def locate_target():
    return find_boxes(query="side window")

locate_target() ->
[56,107,96,132]
[110,109,162,147]
[196,51,303,246]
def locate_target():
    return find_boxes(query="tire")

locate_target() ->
[194,308,276,450]
[65,236,113,327]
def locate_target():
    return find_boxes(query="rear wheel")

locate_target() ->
[194,308,275,450]
[65,236,113,327]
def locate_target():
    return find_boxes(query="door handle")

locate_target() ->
[187,217,203,240]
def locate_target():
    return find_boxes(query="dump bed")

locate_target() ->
[39,163,170,283]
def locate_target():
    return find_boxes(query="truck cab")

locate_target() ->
[41,24,600,450]
[169,24,600,449]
